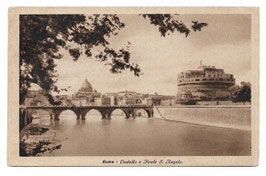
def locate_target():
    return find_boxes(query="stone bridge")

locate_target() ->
[19,105,153,131]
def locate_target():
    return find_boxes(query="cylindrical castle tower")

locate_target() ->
[177,63,235,100]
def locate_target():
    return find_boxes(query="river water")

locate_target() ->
[32,110,251,156]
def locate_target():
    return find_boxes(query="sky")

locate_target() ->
[51,14,251,96]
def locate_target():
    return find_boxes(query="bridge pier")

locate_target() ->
[125,113,133,119]
[81,114,85,120]
[54,114,60,121]
[76,109,84,120]
[19,108,35,131]
[101,112,110,120]
[106,114,111,120]
[125,109,134,119]
[76,114,80,120]
[19,108,27,131]
[132,113,136,119]
[26,109,33,125]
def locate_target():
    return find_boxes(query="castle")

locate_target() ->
[177,62,235,100]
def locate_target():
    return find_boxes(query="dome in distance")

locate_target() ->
[80,79,93,92]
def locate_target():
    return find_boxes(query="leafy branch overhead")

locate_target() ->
[142,14,208,37]
[19,14,207,105]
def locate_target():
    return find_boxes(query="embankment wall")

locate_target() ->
[153,105,251,130]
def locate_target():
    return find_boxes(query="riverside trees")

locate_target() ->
[230,81,251,104]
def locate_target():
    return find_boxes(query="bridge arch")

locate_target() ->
[133,108,151,118]
[83,108,103,119]
[56,109,80,120]
[108,108,130,119]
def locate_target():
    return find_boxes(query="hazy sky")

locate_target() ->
[51,14,251,96]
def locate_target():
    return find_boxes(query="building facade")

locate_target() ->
[104,91,143,106]
[177,63,235,100]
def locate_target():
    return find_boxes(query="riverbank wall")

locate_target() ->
[153,105,251,130]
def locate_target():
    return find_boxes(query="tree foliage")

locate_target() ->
[142,14,208,37]
[230,81,251,103]
[20,14,207,105]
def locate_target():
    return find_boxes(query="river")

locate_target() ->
[29,110,251,156]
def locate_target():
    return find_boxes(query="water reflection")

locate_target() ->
[75,119,86,127]
[101,119,112,126]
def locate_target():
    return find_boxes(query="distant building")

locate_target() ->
[146,95,175,106]
[117,91,142,105]
[71,79,101,106]
[104,91,143,106]
[177,63,235,100]
[101,95,111,106]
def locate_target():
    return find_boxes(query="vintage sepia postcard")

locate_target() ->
[8,7,259,166]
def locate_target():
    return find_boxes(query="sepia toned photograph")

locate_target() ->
[8,7,259,166]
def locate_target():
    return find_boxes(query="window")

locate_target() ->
[195,79,200,81]
[202,79,206,81]
[209,78,214,81]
